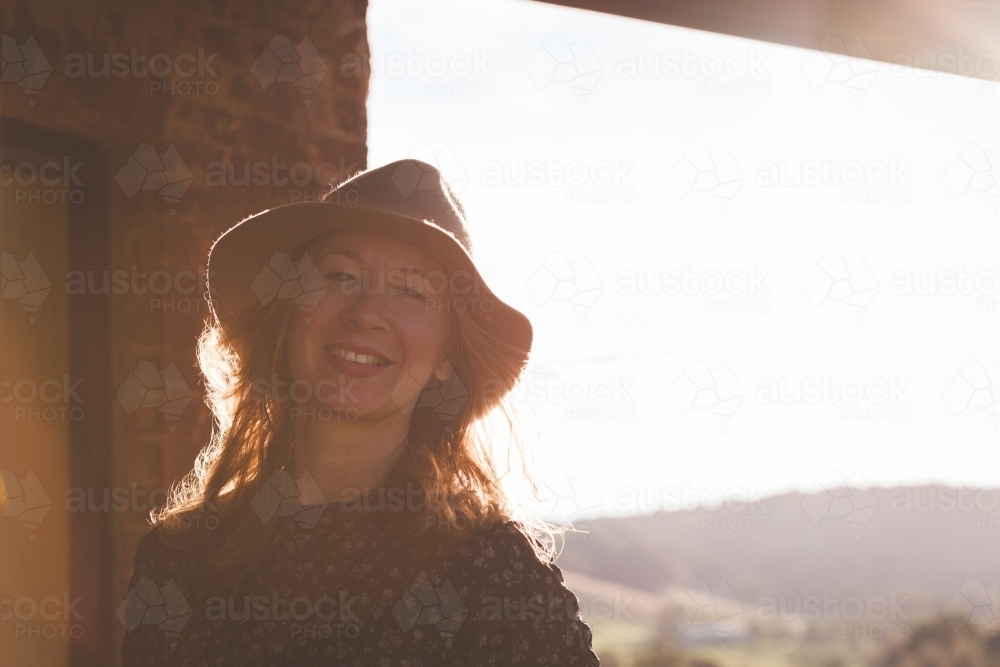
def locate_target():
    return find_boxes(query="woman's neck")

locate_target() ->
[289,416,410,505]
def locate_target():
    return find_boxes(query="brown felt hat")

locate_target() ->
[206,159,533,407]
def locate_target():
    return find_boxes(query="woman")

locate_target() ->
[120,159,601,666]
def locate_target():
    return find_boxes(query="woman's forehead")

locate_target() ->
[316,230,441,271]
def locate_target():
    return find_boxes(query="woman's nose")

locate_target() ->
[340,277,390,329]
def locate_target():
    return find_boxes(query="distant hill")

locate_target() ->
[555,485,1000,621]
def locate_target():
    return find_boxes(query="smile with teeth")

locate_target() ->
[327,347,391,366]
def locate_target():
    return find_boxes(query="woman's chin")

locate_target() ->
[289,393,401,422]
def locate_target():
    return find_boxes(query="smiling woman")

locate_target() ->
[119,160,600,666]
[282,230,466,518]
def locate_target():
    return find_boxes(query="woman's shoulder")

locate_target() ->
[127,521,205,586]
[448,518,566,588]
[128,524,170,579]
[443,519,601,665]
[131,523,165,563]
[460,517,546,553]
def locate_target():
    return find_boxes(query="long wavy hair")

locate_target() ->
[151,232,558,591]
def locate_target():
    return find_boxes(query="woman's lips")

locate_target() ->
[325,348,393,378]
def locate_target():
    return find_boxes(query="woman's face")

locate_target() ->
[285,230,454,421]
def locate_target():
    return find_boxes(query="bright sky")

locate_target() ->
[367,0,1000,520]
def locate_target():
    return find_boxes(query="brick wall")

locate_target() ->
[1,1,369,663]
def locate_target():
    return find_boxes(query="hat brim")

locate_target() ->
[207,201,532,394]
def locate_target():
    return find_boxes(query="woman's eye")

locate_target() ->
[390,283,426,300]
[324,272,356,283]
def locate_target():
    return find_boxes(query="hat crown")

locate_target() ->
[325,159,473,254]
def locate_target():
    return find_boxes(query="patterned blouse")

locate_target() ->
[120,491,600,666]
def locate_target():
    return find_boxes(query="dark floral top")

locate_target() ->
[120,494,600,666]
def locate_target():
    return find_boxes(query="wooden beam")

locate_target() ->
[534,0,1000,81]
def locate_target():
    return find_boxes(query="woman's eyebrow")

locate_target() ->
[324,251,430,278]
[323,250,364,263]
[401,264,428,279]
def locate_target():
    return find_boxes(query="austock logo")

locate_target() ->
[392,578,468,649]
[754,591,911,640]
[117,577,193,648]
[541,469,603,523]
[615,264,771,315]
[2,374,85,423]
[801,469,879,538]
[800,35,878,105]
[801,251,879,324]
[666,359,744,433]
[392,143,468,197]
[755,372,911,424]
[5,253,213,318]
[755,156,910,206]
[942,360,998,426]
[510,363,636,423]
[526,251,603,325]
[202,590,360,639]
[2,156,85,205]
[667,143,744,213]
[115,143,193,214]
[664,578,745,640]
[387,358,467,423]
[63,47,219,96]
[1,35,52,106]
[251,252,328,319]
[615,47,770,97]
[116,361,193,429]
[943,579,999,633]
[1,252,51,323]
[526,34,602,106]
[204,155,359,203]
[612,482,770,518]
[889,265,997,314]
[344,46,495,98]
[0,468,52,538]
[943,144,1000,214]
[480,155,636,205]
[251,468,326,528]
[251,35,327,103]
[410,360,468,421]
[0,590,85,639]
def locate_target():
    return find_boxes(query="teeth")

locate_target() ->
[329,347,388,366]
